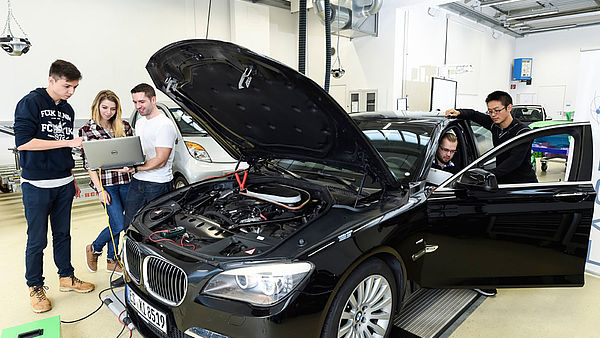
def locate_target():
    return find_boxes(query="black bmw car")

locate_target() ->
[123,40,595,338]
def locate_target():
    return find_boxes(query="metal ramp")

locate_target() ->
[392,288,481,338]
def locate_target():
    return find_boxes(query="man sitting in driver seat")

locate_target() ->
[432,132,459,174]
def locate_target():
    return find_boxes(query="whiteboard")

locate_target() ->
[430,77,457,112]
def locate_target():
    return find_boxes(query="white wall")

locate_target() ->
[0,0,519,165]
[309,3,516,112]
[513,25,600,119]
[0,0,205,121]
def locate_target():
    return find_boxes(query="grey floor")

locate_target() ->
[1,158,599,337]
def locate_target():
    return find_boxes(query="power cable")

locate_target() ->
[59,287,112,324]
[332,1,342,71]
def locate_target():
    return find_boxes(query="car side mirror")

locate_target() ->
[455,168,498,192]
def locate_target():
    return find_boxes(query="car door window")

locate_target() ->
[468,121,493,156]
[445,123,592,187]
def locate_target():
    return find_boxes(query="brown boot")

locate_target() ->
[85,244,101,272]
[106,259,123,276]
[59,275,95,293]
[29,285,52,313]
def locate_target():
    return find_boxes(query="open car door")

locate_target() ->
[419,122,594,288]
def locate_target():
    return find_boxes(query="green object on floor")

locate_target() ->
[1,315,60,338]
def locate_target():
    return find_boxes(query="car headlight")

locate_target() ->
[185,141,212,162]
[202,262,313,306]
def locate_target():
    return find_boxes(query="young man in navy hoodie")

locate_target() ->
[14,60,95,313]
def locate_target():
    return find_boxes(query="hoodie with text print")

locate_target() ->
[14,88,75,180]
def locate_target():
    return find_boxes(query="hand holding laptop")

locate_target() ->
[114,166,136,174]
[68,137,84,148]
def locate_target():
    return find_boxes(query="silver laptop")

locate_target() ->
[81,136,145,170]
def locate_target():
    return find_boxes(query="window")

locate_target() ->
[469,121,493,156]
[448,123,585,187]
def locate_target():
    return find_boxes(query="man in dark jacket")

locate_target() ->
[445,90,537,184]
[14,60,94,313]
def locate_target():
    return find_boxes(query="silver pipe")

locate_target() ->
[360,0,383,17]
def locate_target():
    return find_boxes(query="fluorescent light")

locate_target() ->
[522,8,600,23]
[527,24,577,33]
[480,0,522,7]
[507,8,559,20]
[509,22,527,27]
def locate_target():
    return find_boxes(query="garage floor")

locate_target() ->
[1,178,599,337]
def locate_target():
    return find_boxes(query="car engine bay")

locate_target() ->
[134,174,332,257]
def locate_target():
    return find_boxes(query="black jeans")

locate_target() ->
[22,182,76,287]
[123,178,172,230]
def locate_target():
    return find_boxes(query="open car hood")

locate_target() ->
[146,39,397,186]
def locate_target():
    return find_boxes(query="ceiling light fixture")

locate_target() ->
[480,0,523,7]
[507,8,559,21]
[527,24,577,33]
[0,0,31,56]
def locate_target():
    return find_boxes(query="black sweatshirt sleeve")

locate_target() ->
[13,96,39,148]
[489,138,531,179]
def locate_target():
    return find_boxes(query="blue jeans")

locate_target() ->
[22,181,76,287]
[92,184,129,260]
[124,178,172,230]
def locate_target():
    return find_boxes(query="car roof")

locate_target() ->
[350,111,448,120]
[512,104,543,108]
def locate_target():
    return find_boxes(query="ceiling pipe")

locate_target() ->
[313,0,351,30]
[361,0,383,17]
[298,0,307,75]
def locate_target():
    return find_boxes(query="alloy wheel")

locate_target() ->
[337,274,393,338]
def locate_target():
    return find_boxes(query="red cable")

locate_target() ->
[180,236,196,250]
[241,170,247,190]
[203,168,246,184]
[151,229,196,250]
[118,309,132,337]
[234,170,248,191]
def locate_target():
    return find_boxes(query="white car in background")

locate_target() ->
[130,102,241,188]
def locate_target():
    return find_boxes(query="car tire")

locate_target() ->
[321,257,397,338]
[174,175,189,189]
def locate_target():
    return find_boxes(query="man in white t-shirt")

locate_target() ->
[121,83,177,229]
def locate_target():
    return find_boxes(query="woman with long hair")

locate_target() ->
[78,89,133,275]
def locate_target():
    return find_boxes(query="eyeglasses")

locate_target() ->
[438,146,457,154]
[487,106,506,115]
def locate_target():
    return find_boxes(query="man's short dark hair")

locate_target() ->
[485,91,512,107]
[49,60,81,81]
[441,132,457,144]
[131,83,156,99]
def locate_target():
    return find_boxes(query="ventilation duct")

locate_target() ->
[313,0,382,38]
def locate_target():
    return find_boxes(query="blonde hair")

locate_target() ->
[90,90,125,138]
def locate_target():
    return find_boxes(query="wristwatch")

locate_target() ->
[134,166,138,173]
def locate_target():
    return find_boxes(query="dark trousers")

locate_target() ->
[93,183,129,260]
[22,182,76,287]
[124,178,172,230]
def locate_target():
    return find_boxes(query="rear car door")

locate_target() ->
[419,123,594,288]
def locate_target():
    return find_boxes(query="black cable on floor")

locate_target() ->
[61,249,127,324]
[60,287,112,324]
[115,323,126,338]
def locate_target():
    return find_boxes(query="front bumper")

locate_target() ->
[123,238,327,338]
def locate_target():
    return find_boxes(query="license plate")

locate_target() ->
[127,286,167,334]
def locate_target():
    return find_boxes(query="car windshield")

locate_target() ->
[170,108,208,136]
[358,119,433,181]
[274,118,435,186]
[512,107,544,122]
